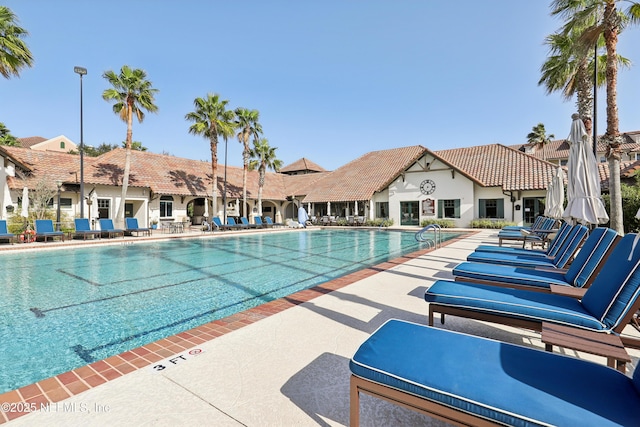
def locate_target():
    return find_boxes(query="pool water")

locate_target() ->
[0,228,460,393]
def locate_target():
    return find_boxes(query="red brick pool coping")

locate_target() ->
[0,231,474,423]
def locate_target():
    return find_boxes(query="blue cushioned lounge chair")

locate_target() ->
[0,219,15,243]
[350,319,640,427]
[466,224,589,269]
[226,217,244,229]
[99,218,124,238]
[497,217,557,247]
[500,215,545,232]
[73,218,101,240]
[239,217,258,228]
[453,227,619,293]
[473,221,572,258]
[211,217,226,231]
[425,233,640,342]
[34,219,65,242]
[125,218,151,236]
[264,216,283,228]
[254,217,265,228]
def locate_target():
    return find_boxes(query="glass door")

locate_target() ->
[400,201,419,226]
[522,197,545,225]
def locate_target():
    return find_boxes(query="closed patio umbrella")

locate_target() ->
[562,114,608,225]
[544,166,565,219]
[21,187,29,218]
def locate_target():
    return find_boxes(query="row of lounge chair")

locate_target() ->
[0,218,151,244]
[350,223,640,426]
[497,215,560,248]
[0,219,65,243]
[206,216,283,231]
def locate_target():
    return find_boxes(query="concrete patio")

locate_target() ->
[4,228,640,426]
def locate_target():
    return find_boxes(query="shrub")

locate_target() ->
[602,180,640,233]
[336,218,348,226]
[469,219,517,229]
[419,219,455,228]
[364,218,394,227]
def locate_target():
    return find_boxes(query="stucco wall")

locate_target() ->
[388,165,475,227]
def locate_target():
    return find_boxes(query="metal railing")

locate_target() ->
[415,224,441,249]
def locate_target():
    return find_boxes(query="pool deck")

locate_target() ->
[1,227,639,426]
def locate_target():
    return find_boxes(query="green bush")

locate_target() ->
[469,219,517,229]
[5,211,72,233]
[602,179,640,233]
[364,218,394,227]
[419,219,455,228]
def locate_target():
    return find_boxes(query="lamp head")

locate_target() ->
[74,66,87,75]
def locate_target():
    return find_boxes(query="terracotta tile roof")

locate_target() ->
[510,131,640,162]
[3,143,634,202]
[302,146,427,202]
[280,157,327,173]
[283,172,329,197]
[2,147,287,199]
[2,146,86,189]
[594,160,638,190]
[434,144,557,191]
[17,136,47,148]
[93,149,287,198]
[621,160,640,179]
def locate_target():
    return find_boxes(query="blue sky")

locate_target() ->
[1,1,639,171]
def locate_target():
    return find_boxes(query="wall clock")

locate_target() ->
[420,179,436,195]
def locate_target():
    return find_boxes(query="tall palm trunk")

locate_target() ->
[242,141,249,218]
[210,134,218,218]
[575,58,593,119]
[603,0,623,234]
[257,166,265,215]
[115,102,134,228]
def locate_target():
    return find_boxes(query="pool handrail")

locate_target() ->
[415,224,441,248]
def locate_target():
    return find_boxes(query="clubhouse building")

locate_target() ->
[1,131,639,229]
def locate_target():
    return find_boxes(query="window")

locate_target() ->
[376,202,388,218]
[49,198,72,207]
[97,199,110,219]
[438,199,460,219]
[478,199,504,219]
[60,141,65,149]
[160,195,173,218]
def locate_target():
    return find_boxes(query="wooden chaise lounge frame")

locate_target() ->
[427,299,640,350]
[455,234,621,293]
[350,374,502,427]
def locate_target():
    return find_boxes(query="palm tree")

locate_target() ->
[541,5,630,128]
[526,123,555,161]
[0,122,19,146]
[550,0,640,234]
[102,66,158,227]
[234,108,262,219]
[121,141,148,151]
[0,6,33,79]
[185,94,235,219]
[249,138,282,217]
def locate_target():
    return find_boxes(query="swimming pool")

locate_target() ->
[0,228,461,393]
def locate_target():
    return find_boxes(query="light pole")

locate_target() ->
[74,66,87,218]
[56,180,62,231]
